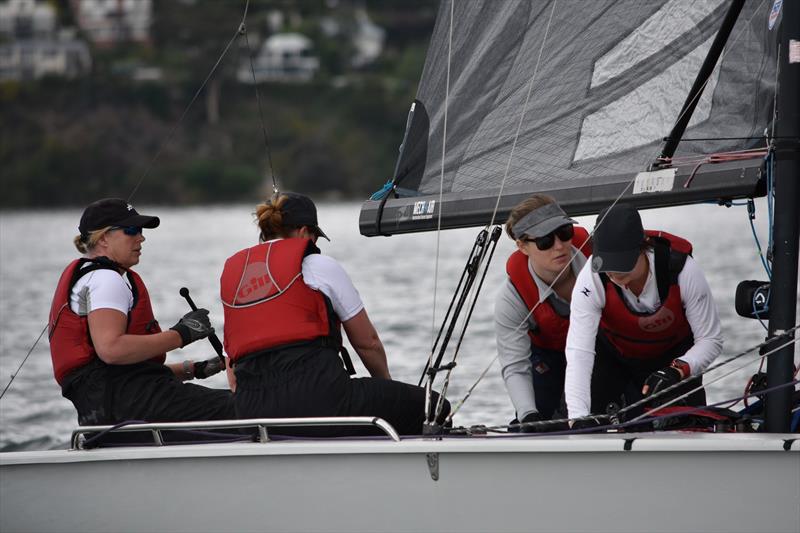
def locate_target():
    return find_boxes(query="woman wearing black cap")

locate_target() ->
[220,192,449,436]
[564,203,722,427]
[49,198,235,426]
[495,194,592,432]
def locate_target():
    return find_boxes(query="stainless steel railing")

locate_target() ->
[71,416,401,449]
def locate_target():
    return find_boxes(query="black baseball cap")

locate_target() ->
[78,198,160,236]
[591,203,644,273]
[281,192,330,241]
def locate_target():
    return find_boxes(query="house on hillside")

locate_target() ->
[69,0,151,47]
[350,7,385,68]
[0,0,91,81]
[0,37,91,80]
[0,0,55,38]
[237,32,319,84]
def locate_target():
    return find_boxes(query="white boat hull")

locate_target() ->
[2,433,798,533]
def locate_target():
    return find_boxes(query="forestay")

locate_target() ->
[360,0,777,236]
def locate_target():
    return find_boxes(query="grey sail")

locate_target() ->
[360,0,777,236]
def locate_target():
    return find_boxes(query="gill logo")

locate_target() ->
[236,263,276,303]
[638,306,676,333]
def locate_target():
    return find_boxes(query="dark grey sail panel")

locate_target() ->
[361,0,776,236]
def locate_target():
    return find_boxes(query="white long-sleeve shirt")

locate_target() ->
[564,249,723,418]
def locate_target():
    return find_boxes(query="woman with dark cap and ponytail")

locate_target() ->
[565,203,722,429]
[221,192,448,436]
[49,198,234,426]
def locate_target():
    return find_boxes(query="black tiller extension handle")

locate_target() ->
[179,287,225,365]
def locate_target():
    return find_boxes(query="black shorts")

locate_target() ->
[62,359,235,425]
[234,343,449,436]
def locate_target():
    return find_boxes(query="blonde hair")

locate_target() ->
[505,194,556,240]
[255,194,291,242]
[73,226,113,254]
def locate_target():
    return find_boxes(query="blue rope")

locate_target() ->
[370,179,394,200]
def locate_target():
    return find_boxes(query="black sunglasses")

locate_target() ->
[523,224,574,251]
[111,226,143,236]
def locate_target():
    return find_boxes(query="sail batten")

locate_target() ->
[361,0,776,236]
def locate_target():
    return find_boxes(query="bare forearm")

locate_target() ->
[96,330,182,365]
[342,309,391,379]
[226,362,237,392]
[355,344,391,379]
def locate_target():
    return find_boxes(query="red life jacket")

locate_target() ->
[506,226,592,351]
[599,231,693,360]
[220,238,339,363]
[48,258,166,386]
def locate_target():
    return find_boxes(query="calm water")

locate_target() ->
[0,201,797,450]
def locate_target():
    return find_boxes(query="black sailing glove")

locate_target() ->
[193,357,225,379]
[170,308,212,347]
[642,366,683,399]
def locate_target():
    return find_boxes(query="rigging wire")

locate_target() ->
[428,0,559,424]
[242,19,279,194]
[486,0,558,230]
[128,0,254,201]
[0,324,48,401]
[423,0,455,405]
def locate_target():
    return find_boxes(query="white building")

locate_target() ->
[70,0,151,46]
[238,33,320,84]
[350,8,384,68]
[0,0,56,39]
[0,37,91,80]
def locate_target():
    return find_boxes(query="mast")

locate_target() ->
[765,0,800,432]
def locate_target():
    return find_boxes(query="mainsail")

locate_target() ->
[360,0,777,236]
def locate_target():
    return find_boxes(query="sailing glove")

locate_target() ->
[193,356,225,379]
[642,366,684,399]
[170,308,213,347]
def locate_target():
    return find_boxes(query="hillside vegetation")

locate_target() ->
[1,0,436,207]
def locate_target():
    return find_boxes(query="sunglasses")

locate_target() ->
[111,226,143,236]
[523,224,574,251]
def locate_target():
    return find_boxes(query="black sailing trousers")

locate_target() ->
[233,343,449,436]
[62,358,235,425]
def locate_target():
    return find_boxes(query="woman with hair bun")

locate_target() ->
[220,192,448,436]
